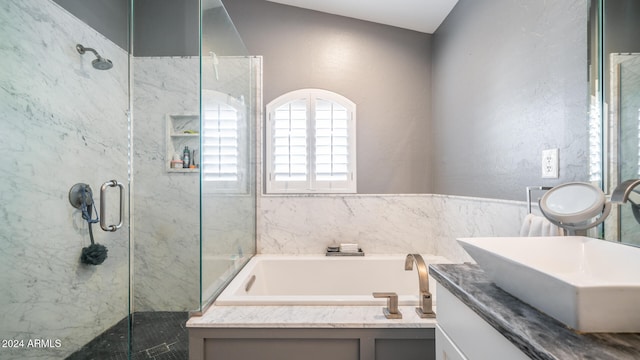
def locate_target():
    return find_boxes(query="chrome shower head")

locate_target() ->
[92,56,113,70]
[76,44,113,70]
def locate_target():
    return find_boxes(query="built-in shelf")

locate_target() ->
[171,133,200,138]
[166,113,200,172]
[167,168,200,173]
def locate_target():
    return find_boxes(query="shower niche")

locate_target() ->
[166,113,200,172]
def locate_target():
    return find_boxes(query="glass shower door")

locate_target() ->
[199,0,258,311]
[615,53,640,245]
[0,1,132,359]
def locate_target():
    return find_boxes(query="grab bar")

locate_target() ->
[245,275,256,292]
[100,180,125,232]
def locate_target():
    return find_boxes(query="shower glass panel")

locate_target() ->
[615,54,640,245]
[599,0,640,244]
[200,0,258,310]
[0,0,131,359]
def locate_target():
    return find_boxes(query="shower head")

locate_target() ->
[76,44,113,70]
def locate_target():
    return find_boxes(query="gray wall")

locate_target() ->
[203,6,248,56]
[604,0,640,55]
[133,0,199,56]
[53,0,129,50]
[55,0,241,57]
[133,1,248,57]
[603,0,640,103]
[223,0,433,194]
[431,0,590,200]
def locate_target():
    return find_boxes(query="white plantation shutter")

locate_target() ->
[266,89,356,193]
[272,98,308,183]
[201,92,247,193]
[314,98,350,182]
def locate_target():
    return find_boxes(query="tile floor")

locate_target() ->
[66,311,189,360]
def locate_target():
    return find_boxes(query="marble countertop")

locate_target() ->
[187,304,438,329]
[430,264,640,360]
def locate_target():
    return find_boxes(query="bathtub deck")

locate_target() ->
[188,305,438,359]
[187,304,438,328]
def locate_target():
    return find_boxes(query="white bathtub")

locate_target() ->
[214,254,450,306]
[202,255,245,303]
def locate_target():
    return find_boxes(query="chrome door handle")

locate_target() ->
[100,180,125,232]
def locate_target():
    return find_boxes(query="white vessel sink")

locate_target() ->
[458,236,640,333]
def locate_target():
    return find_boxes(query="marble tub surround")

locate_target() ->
[0,0,129,358]
[258,194,526,262]
[187,305,438,329]
[430,264,640,360]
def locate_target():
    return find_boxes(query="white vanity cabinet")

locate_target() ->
[430,263,640,359]
[435,283,529,360]
[435,325,467,360]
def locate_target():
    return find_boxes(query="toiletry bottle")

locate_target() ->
[190,149,196,169]
[171,153,183,169]
[182,146,190,168]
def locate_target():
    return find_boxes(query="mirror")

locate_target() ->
[591,0,640,245]
[539,182,609,234]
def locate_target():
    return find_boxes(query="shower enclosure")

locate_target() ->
[611,54,640,244]
[595,0,640,245]
[0,0,257,358]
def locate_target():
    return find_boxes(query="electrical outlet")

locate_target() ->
[541,148,559,178]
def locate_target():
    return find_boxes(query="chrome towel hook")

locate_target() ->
[100,180,125,232]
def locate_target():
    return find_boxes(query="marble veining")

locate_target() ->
[133,57,200,311]
[134,56,258,311]
[0,0,129,358]
[187,305,437,329]
[430,264,640,360]
[258,193,526,263]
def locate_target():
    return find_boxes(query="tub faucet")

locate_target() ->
[405,254,436,318]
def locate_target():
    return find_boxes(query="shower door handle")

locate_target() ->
[100,180,125,232]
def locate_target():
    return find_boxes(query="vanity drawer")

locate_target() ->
[436,283,528,360]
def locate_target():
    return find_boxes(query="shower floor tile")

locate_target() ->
[66,311,189,360]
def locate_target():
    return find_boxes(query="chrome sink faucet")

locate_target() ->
[405,254,436,318]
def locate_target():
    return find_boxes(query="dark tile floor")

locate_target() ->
[66,311,189,360]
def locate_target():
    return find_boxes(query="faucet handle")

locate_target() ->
[373,292,402,319]
[416,293,436,318]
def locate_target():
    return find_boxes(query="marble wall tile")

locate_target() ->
[0,0,129,358]
[258,194,525,263]
[133,56,258,311]
[132,57,200,311]
[426,195,526,262]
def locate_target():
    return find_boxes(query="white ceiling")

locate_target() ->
[266,0,459,34]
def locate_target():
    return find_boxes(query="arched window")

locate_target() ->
[266,89,356,193]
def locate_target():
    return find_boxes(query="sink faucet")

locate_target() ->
[611,179,640,204]
[611,179,640,224]
[405,254,436,318]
